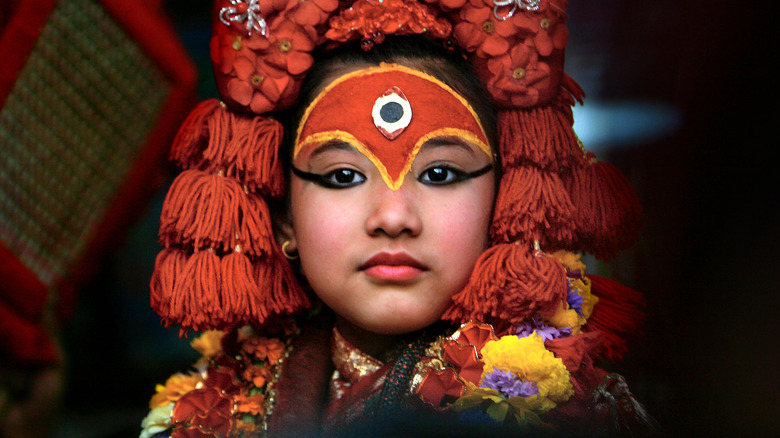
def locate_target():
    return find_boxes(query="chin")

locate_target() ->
[357,312,443,335]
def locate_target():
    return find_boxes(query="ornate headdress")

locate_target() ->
[151,0,644,360]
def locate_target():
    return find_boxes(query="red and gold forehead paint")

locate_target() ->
[294,64,492,190]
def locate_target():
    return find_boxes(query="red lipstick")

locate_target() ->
[360,252,427,282]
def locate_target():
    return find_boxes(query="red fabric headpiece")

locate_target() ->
[294,64,492,190]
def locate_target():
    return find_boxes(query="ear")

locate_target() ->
[278,220,297,252]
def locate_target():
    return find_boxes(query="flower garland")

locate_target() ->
[140,321,296,438]
[211,0,570,116]
[410,251,599,430]
[141,252,624,435]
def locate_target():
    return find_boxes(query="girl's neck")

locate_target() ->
[334,317,403,362]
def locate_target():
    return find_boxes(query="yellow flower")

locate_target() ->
[480,334,573,412]
[140,402,173,438]
[549,250,586,273]
[149,373,203,409]
[547,301,582,333]
[190,330,225,358]
[572,276,598,320]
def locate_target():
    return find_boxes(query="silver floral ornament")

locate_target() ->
[219,0,268,36]
[493,0,540,21]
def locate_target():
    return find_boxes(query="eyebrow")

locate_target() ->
[420,136,482,155]
[309,139,358,158]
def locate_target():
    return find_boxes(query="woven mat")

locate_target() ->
[0,0,169,286]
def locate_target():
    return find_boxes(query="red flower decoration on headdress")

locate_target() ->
[484,41,552,107]
[507,0,569,56]
[211,0,335,113]
[265,16,317,75]
[452,2,522,57]
[326,0,452,49]
[286,0,339,27]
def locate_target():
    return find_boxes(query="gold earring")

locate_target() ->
[281,240,298,260]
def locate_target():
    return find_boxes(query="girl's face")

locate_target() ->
[288,65,495,335]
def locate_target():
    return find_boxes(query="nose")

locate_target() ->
[365,185,422,237]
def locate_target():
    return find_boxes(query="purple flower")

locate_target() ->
[515,317,571,341]
[567,279,585,317]
[481,368,539,398]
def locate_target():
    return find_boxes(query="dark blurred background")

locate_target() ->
[6,0,774,436]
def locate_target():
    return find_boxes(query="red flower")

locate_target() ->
[286,0,339,27]
[203,366,241,397]
[508,0,569,56]
[442,340,484,384]
[227,51,293,113]
[171,387,233,438]
[456,321,499,351]
[452,2,525,58]
[265,16,316,76]
[414,322,499,408]
[415,368,466,408]
[485,41,551,107]
[210,31,271,76]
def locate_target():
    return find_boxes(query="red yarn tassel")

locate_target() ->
[561,73,585,106]
[443,243,567,326]
[221,249,266,326]
[150,248,188,321]
[167,249,222,331]
[160,169,275,257]
[170,100,285,197]
[491,165,575,246]
[254,251,310,317]
[497,105,579,169]
[170,99,223,169]
[583,274,645,363]
[240,192,275,257]
[563,155,643,260]
[230,116,286,197]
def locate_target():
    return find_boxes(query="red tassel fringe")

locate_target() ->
[158,169,274,257]
[491,165,575,246]
[497,105,579,169]
[170,99,222,167]
[150,247,188,320]
[443,244,567,326]
[168,98,285,197]
[583,274,646,363]
[563,156,644,260]
[255,250,310,316]
[150,246,311,332]
[169,249,222,332]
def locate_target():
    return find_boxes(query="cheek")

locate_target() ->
[429,180,495,282]
[290,183,355,278]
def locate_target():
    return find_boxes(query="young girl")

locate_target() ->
[142,1,657,436]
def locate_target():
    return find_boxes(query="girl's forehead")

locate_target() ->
[294,64,492,190]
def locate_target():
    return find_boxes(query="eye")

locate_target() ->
[418,166,464,185]
[291,165,366,189]
[417,164,494,186]
[372,86,412,140]
[321,168,366,188]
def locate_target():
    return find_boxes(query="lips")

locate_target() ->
[360,252,427,282]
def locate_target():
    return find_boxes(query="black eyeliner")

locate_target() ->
[418,164,493,185]
[291,165,363,189]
